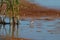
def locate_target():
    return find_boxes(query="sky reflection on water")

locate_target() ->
[0,17,60,40]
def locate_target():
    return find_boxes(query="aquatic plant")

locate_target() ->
[0,0,20,38]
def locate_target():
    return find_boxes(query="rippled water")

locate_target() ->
[0,17,60,40]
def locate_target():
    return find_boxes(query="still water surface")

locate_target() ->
[0,17,60,40]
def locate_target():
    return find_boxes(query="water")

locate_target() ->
[1,17,60,40]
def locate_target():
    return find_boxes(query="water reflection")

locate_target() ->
[19,17,60,40]
[0,17,60,40]
[0,17,19,38]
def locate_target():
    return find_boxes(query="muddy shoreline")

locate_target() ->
[0,36,31,40]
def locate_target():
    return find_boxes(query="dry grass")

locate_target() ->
[1,0,60,19]
[19,0,60,18]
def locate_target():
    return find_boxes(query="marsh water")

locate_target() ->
[0,0,60,40]
[0,16,60,40]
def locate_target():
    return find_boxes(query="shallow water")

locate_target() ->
[0,17,60,40]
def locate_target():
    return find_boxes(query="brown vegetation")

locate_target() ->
[1,0,60,19]
[19,0,60,18]
[0,35,31,40]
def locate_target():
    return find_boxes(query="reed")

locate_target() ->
[0,0,20,38]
